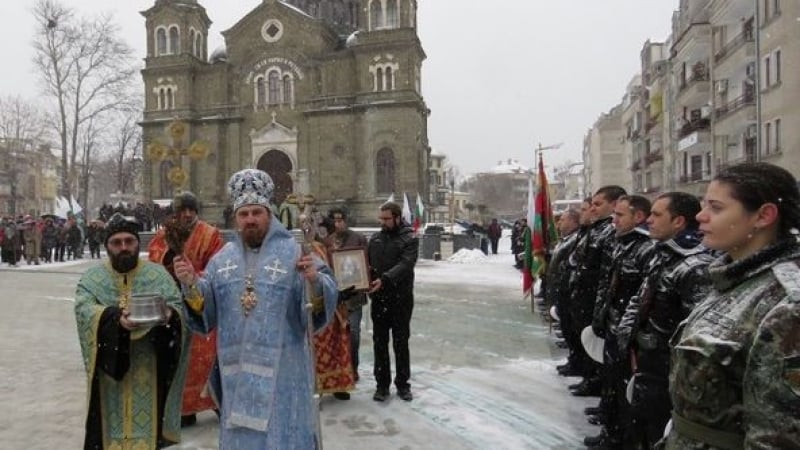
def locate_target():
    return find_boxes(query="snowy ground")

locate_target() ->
[0,235,597,449]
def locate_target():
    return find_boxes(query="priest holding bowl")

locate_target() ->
[74,213,191,450]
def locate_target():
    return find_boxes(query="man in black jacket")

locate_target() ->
[367,202,419,402]
[616,192,713,449]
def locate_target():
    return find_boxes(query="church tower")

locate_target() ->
[140,0,212,200]
[281,0,361,34]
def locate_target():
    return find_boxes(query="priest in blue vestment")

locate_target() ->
[173,168,338,449]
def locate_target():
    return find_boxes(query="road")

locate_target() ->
[0,245,597,449]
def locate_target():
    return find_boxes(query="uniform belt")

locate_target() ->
[671,412,744,450]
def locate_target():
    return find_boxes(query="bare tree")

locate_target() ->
[0,96,46,215]
[32,0,136,207]
[109,100,143,195]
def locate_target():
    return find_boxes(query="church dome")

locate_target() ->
[209,44,227,63]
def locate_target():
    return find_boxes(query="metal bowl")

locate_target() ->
[128,293,167,326]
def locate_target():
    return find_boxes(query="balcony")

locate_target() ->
[644,150,663,167]
[715,93,755,121]
[714,24,754,64]
[718,153,757,172]
[678,169,711,184]
[644,117,660,134]
[678,118,711,139]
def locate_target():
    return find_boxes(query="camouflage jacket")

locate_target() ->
[593,227,654,336]
[665,240,800,449]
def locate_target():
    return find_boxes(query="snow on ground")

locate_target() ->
[446,248,489,264]
[0,231,598,449]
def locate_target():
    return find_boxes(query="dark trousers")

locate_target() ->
[348,306,363,374]
[371,300,413,391]
[490,237,499,254]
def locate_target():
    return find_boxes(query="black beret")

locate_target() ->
[173,191,199,212]
[104,213,140,246]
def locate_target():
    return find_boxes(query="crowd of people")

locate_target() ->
[0,214,94,266]
[73,168,419,449]
[36,160,798,449]
[538,161,800,449]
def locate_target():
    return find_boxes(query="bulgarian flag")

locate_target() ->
[523,154,558,300]
[414,192,424,233]
[522,176,536,300]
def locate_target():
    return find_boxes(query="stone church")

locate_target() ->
[140,0,429,226]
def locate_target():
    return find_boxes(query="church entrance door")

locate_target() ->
[257,149,293,206]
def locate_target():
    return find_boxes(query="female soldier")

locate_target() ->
[665,162,800,449]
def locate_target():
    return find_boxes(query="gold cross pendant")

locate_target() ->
[240,275,258,316]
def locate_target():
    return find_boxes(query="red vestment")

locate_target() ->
[148,219,224,414]
[308,241,355,394]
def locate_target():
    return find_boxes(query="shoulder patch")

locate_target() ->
[772,261,800,304]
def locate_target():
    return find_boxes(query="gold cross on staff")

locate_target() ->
[145,118,210,189]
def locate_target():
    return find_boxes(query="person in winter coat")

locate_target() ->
[367,201,419,403]
[487,218,502,255]
[664,162,800,449]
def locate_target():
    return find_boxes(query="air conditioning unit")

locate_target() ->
[745,62,756,79]
[716,79,728,93]
[745,124,757,138]
[701,105,712,118]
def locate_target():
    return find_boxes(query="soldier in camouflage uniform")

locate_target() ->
[616,192,714,449]
[665,163,800,449]
[588,195,655,449]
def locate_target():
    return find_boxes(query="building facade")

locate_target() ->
[140,0,429,225]
[0,140,59,217]
[583,104,628,195]
[671,1,713,197]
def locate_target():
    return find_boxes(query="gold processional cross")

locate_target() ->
[145,118,210,192]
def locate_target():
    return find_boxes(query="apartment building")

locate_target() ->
[672,0,713,197]
[639,41,670,197]
[758,0,799,175]
[583,104,628,195]
[622,75,644,194]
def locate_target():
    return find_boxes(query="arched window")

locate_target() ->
[190,29,196,55]
[409,1,416,28]
[268,71,281,104]
[385,66,393,90]
[159,89,166,110]
[156,28,167,56]
[370,0,383,29]
[168,26,180,54]
[376,148,395,194]
[386,0,399,28]
[256,77,266,105]
[166,88,174,109]
[283,75,293,104]
[376,67,384,91]
[195,33,202,58]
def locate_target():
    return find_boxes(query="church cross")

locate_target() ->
[217,259,238,279]
[265,259,288,282]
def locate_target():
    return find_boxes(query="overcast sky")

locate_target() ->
[0,0,677,176]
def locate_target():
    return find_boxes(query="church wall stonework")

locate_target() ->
[141,0,428,227]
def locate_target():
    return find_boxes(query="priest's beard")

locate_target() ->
[109,248,139,273]
[242,225,267,248]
